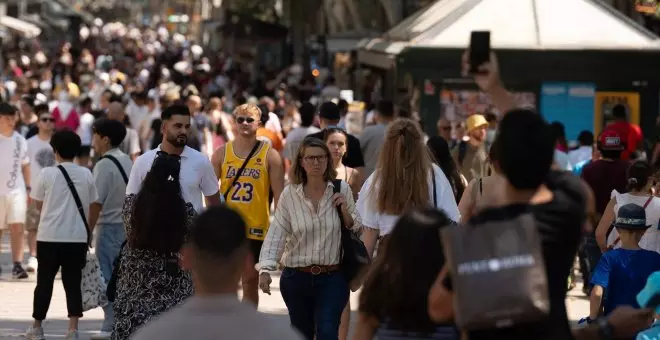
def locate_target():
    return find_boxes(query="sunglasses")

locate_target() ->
[40,118,55,123]
[439,126,452,131]
[235,117,255,124]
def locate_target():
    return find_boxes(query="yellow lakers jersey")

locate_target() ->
[220,141,271,240]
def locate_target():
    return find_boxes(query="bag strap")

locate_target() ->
[223,141,262,199]
[610,195,653,249]
[458,141,467,166]
[431,168,437,207]
[57,165,91,246]
[332,179,345,229]
[100,155,129,184]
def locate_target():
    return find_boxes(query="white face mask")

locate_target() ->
[486,129,497,144]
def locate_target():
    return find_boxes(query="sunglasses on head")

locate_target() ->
[40,118,55,123]
[235,116,255,124]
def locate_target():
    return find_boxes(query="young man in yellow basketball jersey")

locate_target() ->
[211,103,285,307]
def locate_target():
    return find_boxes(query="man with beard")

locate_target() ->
[126,104,221,212]
[211,103,285,308]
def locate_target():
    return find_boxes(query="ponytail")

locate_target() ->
[626,161,652,192]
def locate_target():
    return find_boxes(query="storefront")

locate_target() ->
[359,0,660,140]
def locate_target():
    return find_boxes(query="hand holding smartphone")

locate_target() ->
[469,31,491,74]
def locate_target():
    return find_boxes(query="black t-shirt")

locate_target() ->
[581,159,629,215]
[464,171,585,340]
[308,129,365,168]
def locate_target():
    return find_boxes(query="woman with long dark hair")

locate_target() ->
[354,208,459,340]
[426,136,467,202]
[112,152,196,340]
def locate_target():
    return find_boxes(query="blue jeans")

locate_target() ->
[280,268,349,340]
[95,223,126,332]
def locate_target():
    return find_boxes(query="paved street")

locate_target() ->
[0,237,590,339]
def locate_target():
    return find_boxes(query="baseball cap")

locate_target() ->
[598,130,625,151]
[319,101,340,121]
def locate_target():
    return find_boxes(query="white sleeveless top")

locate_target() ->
[608,191,660,253]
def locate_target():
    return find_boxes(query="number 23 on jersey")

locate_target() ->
[230,182,254,202]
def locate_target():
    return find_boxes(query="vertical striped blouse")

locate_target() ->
[257,180,361,272]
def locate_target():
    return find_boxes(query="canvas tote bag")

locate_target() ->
[441,211,549,331]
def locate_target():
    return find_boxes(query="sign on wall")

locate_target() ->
[540,83,596,141]
[594,92,640,137]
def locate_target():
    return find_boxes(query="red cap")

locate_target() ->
[599,130,625,151]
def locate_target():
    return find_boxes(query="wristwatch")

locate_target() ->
[597,317,614,340]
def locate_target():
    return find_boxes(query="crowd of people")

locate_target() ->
[1,20,660,340]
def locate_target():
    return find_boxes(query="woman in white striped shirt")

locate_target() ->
[257,137,361,340]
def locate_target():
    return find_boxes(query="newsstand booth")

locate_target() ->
[358,0,660,141]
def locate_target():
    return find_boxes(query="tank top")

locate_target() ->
[220,141,271,240]
[609,192,660,253]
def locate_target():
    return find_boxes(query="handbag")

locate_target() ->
[440,208,549,331]
[332,179,370,291]
[57,165,108,311]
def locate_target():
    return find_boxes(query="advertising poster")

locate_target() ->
[540,83,595,141]
[440,89,536,122]
[593,92,640,137]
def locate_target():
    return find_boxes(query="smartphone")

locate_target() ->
[469,31,491,74]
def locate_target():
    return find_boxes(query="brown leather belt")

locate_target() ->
[293,264,341,275]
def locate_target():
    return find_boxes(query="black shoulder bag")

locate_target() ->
[332,179,370,290]
[223,141,262,200]
[57,165,91,246]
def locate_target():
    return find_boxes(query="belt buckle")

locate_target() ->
[310,265,322,275]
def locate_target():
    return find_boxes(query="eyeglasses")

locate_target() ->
[235,116,255,124]
[303,155,328,163]
[40,118,55,123]
[439,126,452,131]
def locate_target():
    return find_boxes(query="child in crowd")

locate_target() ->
[588,203,660,323]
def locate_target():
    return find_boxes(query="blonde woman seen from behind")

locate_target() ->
[357,118,460,258]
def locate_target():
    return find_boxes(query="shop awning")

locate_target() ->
[359,0,660,68]
[0,16,42,38]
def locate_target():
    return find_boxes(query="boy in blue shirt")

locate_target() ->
[589,203,660,321]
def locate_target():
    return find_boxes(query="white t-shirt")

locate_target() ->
[265,112,282,134]
[126,145,220,212]
[77,112,95,146]
[27,136,55,189]
[126,100,150,131]
[356,164,461,236]
[0,132,29,195]
[30,162,98,242]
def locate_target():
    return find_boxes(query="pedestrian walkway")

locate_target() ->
[0,237,589,339]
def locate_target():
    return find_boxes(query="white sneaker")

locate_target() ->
[91,331,112,339]
[66,330,80,339]
[25,326,45,340]
[26,256,38,273]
